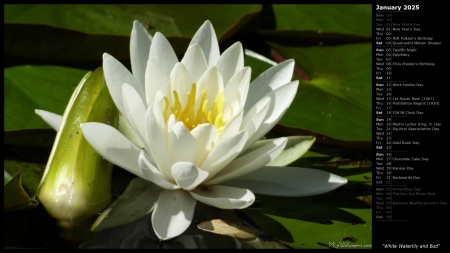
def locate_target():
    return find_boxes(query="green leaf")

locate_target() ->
[5,4,261,38]
[263,209,371,249]
[4,129,56,165]
[4,24,131,70]
[4,160,45,197]
[4,129,54,215]
[91,178,161,232]
[242,185,372,249]
[258,30,371,47]
[272,4,372,37]
[4,171,36,212]
[272,43,372,141]
[4,66,88,131]
[4,4,262,68]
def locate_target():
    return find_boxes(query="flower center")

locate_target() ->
[163,84,227,132]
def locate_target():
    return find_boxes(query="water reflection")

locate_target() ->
[79,213,241,249]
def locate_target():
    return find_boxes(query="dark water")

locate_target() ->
[4,204,80,249]
[79,213,242,249]
[4,204,244,249]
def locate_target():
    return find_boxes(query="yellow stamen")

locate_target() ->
[163,83,228,132]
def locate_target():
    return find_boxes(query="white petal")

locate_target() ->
[149,32,178,77]
[118,113,146,148]
[35,109,62,131]
[145,108,172,180]
[201,131,248,179]
[139,151,178,190]
[216,42,244,85]
[152,189,196,240]
[145,59,169,107]
[91,177,161,232]
[222,97,240,124]
[130,20,153,88]
[171,162,209,191]
[267,136,316,167]
[190,124,218,166]
[219,110,243,141]
[166,113,176,133]
[244,59,295,113]
[223,67,251,109]
[240,96,270,148]
[170,63,193,109]
[190,185,254,209]
[196,67,223,112]
[207,137,287,185]
[152,91,168,132]
[181,44,208,83]
[244,48,277,66]
[103,53,144,115]
[80,122,144,178]
[247,81,299,146]
[168,121,197,163]
[224,166,348,197]
[122,83,147,144]
[189,20,220,67]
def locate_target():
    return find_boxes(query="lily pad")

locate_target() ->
[91,178,160,232]
[4,160,45,197]
[272,4,372,37]
[4,4,262,68]
[4,129,56,164]
[4,65,88,131]
[242,182,372,249]
[4,4,261,38]
[4,170,37,212]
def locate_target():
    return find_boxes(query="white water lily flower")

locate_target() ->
[79,20,347,240]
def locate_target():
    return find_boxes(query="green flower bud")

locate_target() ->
[36,67,118,228]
